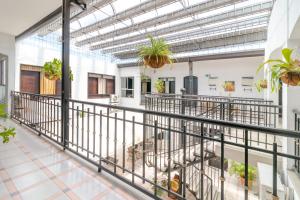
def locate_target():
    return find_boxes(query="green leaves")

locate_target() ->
[256,48,300,92]
[229,161,256,181]
[42,58,74,81]
[138,35,173,66]
[0,128,16,143]
[155,79,165,93]
[0,104,16,143]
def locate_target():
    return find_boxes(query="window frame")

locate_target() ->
[87,73,115,99]
[121,77,134,98]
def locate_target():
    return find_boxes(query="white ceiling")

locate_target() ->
[0,0,61,36]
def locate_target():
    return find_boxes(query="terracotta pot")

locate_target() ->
[45,73,60,81]
[280,72,300,86]
[239,177,253,190]
[144,55,170,69]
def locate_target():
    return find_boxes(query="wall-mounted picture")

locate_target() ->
[223,81,235,92]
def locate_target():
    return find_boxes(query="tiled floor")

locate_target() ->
[0,119,151,200]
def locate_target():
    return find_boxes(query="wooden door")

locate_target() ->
[88,77,98,96]
[20,70,40,94]
[106,79,115,95]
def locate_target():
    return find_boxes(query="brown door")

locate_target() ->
[88,77,98,96]
[106,79,115,95]
[20,70,40,94]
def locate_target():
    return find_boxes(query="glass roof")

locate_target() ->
[36,0,273,64]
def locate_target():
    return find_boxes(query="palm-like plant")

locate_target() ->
[139,36,173,69]
[257,48,300,92]
[43,58,74,81]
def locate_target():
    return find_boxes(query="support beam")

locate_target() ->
[70,0,177,38]
[71,0,245,40]
[116,50,265,68]
[62,0,71,147]
[114,31,267,59]
[99,18,268,53]
[77,1,272,47]
[38,0,115,37]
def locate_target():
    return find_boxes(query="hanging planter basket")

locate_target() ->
[280,72,300,86]
[143,55,170,69]
[45,73,61,81]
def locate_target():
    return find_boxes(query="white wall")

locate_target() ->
[15,38,118,104]
[0,32,15,109]
[118,56,265,107]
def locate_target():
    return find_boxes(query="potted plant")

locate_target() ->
[229,161,256,189]
[257,48,300,92]
[155,79,165,93]
[43,58,74,81]
[223,81,235,92]
[256,79,268,92]
[0,104,16,143]
[139,36,173,69]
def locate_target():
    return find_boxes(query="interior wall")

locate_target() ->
[143,56,264,98]
[0,32,15,110]
[16,38,118,104]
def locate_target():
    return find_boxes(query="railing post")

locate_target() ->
[200,123,204,200]
[220,133,225,200]
[273,142,278,200]
[245,130,249,200]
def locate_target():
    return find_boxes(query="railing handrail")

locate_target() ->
[145,95,280,108]
[11,91,300,138]
[145,93,274,102]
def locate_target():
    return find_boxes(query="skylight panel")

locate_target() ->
[155,2,183,16]
[78,14,98,28]
[100,4,114,16]
[112,0,147,14]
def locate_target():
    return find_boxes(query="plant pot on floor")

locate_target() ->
[280,72,300,86]
[239,177,253,190]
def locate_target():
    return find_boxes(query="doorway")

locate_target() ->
[0,54,8,103]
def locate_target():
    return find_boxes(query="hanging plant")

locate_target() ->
[223,82,235,92]
[257,48,300,92]
[155,79,165,93]
[42,58,74,81]
[256,79,268,92]
[139,36,173,69]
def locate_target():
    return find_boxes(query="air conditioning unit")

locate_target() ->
[110,95,119,104]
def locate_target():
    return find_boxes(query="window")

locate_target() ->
[88,73,115,98]
[0,59,6,85]
[121,77,134,98]
[159,77,175,94]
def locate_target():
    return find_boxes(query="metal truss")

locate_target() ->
[37,0,115,36]
[116,50,265,68]
[113,30,267,59]
[97,16,269,53]
[70,0,177,38]
[80,1,272,47]
[71,0,245,39]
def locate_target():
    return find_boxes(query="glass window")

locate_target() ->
[121,77,134,98]
[88,73,115,98]
[159,77,175,94]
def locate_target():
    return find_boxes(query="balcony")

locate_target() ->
[3,91,299,200]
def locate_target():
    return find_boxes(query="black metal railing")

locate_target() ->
[294,110,300,175]
[145,94,281,151]
[10,91,300,200]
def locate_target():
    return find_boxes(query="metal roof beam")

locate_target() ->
[72,0,245,40]
[101,20,268,54]
[85,1,272,48]
[37,0,115,36]
[70,0,177,38]
[114,31,267,59]
[116,50,265,67]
